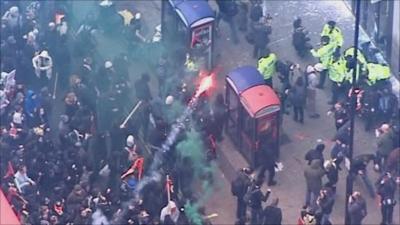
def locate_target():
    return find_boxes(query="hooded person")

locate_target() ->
[96,61,115,95]
[231,167,253,224]
[25,90,39,123]
[305,64,321,118]
[164,95,184,125]
[32,50,53,80]
[160,201,180,223]
[125,135,138,162]
[304,159,325,209]
[305,143,325,166]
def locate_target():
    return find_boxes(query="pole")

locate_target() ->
[166,175,171,202]
[344,0,361,224]
[52,72,58,99]
[119,101,142,128]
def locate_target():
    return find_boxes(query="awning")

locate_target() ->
[226,66,265,94]
[169,0,215,28]
[240,85,280,118]
[1,189,21,225]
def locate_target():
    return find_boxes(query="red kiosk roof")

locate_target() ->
[1,189,21,225]
[240,85,280,118]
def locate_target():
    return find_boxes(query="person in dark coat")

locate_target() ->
[316,187,334,225]
[248,179,271,225]
[257,137,278,186]
[375,172,397,225]
[292,18,312,58]
[96,61,115,95]
[348,191,367,225]
[288,76,307,123]
[231,167,252,225]
[249,1,263,23]
[329,102,349,130]
[385,148,400,176]
[333,121,351,146]
[374,124,395,172]
[262,198,282,225]
[304,159,325,209]
[216,0,239,44]
[305,143,325,166]
[351,154,376,198]
[211,94,226,142]
[134,73,152,102]
[251,20,270,59]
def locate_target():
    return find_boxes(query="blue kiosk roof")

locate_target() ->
[226,66,265,94]
[169,0,215,28]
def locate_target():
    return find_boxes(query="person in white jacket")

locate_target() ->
[14,165,36,193]
[160,201,180,223]
[32,50,53,80]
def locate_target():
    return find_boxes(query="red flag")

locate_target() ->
[121,157,144,180]
[3,161,15,179]
[133,157,144,180]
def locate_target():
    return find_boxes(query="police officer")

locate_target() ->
[344,47,367,67]
[376,172,397,225]
[231,167,253,225]
[328,56,347,104]
[311,36,336,89]
[257,50,277,88]
[343,47,368,89]
[366,63,391,88]
[321,20,343,57]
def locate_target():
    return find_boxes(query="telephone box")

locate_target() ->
[225,66,281,168]
[161,0,215,68]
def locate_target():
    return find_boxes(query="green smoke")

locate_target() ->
[184,201,203,225]
[176,130,217,225]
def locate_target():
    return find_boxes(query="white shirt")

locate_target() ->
[307,72,319,90]
[14,171,34,192]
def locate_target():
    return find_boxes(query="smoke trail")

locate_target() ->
[112,85,211,223]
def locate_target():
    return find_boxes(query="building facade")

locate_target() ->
[346,0,399,76]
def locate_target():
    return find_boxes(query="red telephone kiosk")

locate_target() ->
[225,66,281,168]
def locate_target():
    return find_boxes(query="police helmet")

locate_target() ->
[327,20,336,27]
[321,36,330,45]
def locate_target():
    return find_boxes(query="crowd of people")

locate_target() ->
[0,1,226,225]
[224,0,400,225]
[1,0,399,225]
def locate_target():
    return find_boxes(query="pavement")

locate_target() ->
[59,1,399,225]
[201,1,400,225]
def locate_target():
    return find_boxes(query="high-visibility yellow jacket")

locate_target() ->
[257,53,277,80]
[345,64,365,84]
[321,24,343,48]
[311,43,336,69]
[344,47,367,66]
[185,58,199,72]
[366,63,391,85]
[328,57,346,83]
